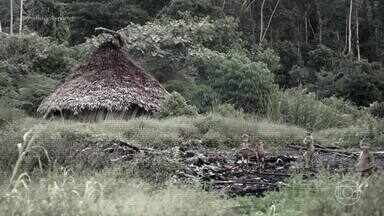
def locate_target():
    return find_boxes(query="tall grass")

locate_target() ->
[0,115,308,172]
[314,119,384,148]
[237,173,384,216]
[0,169,239,216]
[276,88,371,131]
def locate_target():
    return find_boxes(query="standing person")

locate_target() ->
[303,131,320,173]
[357,141,376,177]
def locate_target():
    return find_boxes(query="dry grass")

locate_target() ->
[0,168,239,216]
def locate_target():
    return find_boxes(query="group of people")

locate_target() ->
[238,133,265,167]
[238,132,377,177]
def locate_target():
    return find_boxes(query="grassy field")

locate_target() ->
[1,167,383,216]
[0,107,383,215]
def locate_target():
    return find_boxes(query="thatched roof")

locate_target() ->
[38,37,168,116]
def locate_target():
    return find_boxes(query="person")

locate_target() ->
[303,131,319,173]
[356,141,376,177]
[254,137,265,166]
[239,133,253,165]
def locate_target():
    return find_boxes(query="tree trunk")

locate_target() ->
[356,6,361,61]
[249,1,257,48]
[10,0,13,35]
[304,10,308,43]
[261,0,281,44]
[316,0,322,44]
[348,0,353,55]
[260,0,266,44]
[0,22,2,32]
[369,0,378,59]
[19,0,24,34]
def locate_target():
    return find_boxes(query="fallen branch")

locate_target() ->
[288,144,357,156]
[113,140,153,152]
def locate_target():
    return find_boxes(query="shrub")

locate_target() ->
[278,88,364,130]
[0,106,26,128]
[334,61,382,106]
[189,84,219,113]
[212,103,245,118]
[0,117,40,171]
[288,66,317,87]
[369,101,384,119]
[158,91,198,118]
[31,44,80,80]
[307,45,336,71]
[252,47,281,73]
[317,59,384,106]
[164,81,219,113]
[273,41,300,88]
[192,48,278,113]
[0,63,20,106]
[16,73,58,115]
[159,0,222,19]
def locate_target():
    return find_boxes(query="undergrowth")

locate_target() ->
[0,168,239,216]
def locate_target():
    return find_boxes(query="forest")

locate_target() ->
[0,0,384,215]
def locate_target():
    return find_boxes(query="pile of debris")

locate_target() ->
[70,138,383,196]
[177,148,297,196]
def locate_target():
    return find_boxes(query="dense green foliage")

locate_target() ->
[158,91,198,118]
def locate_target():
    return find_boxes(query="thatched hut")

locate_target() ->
[38,29,168,121]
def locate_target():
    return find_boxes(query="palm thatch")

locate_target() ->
[38,33,168,119]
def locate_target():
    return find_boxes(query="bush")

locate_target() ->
[164,81,219,113]
[0,63,20,105]
[273,41,300,88]
[192,48,278,113]
[31,44,80,80]
[16,73,58,115]
[0,105,26,128]
[0,117,40,171]
[288,66,317,87]
[369,101,384,119]
[0,34,83,115]
[334,61,382,106]
[213,103,245,118]
[252,47,281,73]
[307,45,336,71]
[159,92,198,118]
[279,88,361,130]
[159,0,222,19]
[316,59,384,106]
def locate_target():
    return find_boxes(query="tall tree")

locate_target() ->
[356,3,360,61]
[19,0,24,33]
[260,0,266,44]
[348,0,353,55]
[315,0,322,44]
[260,0,281,44]
[10,0,13,35]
